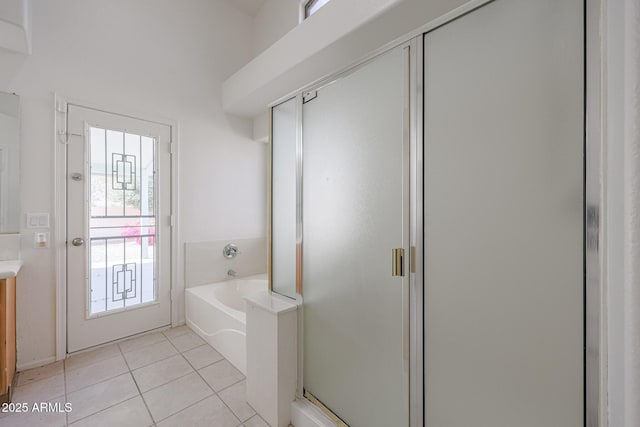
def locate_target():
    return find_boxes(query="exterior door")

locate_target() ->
[66,105,172,352]
[424,0,584,425]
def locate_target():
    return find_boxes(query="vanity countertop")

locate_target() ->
[0,260,23,279]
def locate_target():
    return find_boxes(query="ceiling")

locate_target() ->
[227,0,266,17]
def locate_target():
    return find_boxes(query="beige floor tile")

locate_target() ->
[66,354,128,393]
[69,396,153,427]
[162,325,191,340]
[243,415,270,427]
[118,332,167,354]
[156,395,239,427]
[16,361,64,387]
[182,344,223,369]
[198,360,244,392]
[0,396,67,427]
[65,344,121,372]
[132,354,193,393]
[66,373,138,423]
[218,380,255,422]
[123,340,178,370]
[12,373,65,404]
[166,331,205,352]
[142,372,212,422]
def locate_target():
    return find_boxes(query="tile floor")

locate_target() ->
[0,326,271,427]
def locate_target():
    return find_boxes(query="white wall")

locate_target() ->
[0,0,31,54]
[0,0,267,368]
[252,0,300,56]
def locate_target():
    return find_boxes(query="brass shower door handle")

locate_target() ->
[392,248,405,277]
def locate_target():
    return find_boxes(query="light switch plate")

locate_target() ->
[26,213,50,229]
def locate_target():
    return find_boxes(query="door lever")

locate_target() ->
[392,248,405,277]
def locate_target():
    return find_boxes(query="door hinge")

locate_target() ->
[169,215,175,227]
[55,100,67,114]
[303,90,318,104]
[169,143,175,154]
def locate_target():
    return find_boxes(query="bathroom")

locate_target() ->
[0,0,638,426]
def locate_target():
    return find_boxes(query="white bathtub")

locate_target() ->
[185,273,267,374]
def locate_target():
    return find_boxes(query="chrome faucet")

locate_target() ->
[223,243,241,259]
[227,269,237,278]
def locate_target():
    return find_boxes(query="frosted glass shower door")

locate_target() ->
[424,0,583,425]
[302,47,408,427]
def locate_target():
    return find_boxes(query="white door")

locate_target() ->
[66,105,172,352]
[424,0,583,425]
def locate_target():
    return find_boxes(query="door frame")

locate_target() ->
[53,95,181,359]
[269,38,420,426]
[268,0,605,425]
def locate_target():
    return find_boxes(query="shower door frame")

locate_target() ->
[268,0,603,424]
[269,37,424,426]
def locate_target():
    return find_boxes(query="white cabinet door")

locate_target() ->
[67,105,172,352]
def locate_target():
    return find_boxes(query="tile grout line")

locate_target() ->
[139,331,225,424]
[166,328,248,424]
[151,393,213,424]
[182,343,225,370]
[150,333,225,425]
[135,361,193,394]
[63,360,130,395]
[66,395,142,426]
[175,334,245,425]
[120,337,181,371]
[118,341,156,425]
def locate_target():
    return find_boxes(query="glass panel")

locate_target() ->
[302,47,407,426]
[272,97,297,299]
[89,126,157,315]
[423,0,584,425]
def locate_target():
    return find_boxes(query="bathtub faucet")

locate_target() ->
[223,243,241,259]
[227,269,237,278]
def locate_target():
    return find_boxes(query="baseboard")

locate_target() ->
[16,356,56,372]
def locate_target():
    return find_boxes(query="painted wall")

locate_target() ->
[253,0,300,56]
[0,0,267,369]
[0,0,31,54]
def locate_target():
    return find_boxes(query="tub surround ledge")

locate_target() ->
[245,291,297,427]
[244,291,297,315]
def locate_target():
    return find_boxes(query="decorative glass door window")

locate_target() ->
[88,127,157,315]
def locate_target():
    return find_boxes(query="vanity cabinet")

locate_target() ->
[0,276,16,403]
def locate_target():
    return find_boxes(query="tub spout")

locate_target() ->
[227,269,237,278]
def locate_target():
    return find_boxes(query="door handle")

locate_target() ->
[71,238,85,246]
[392,248,405,277]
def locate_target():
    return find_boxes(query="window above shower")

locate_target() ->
[304,0,330,18]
